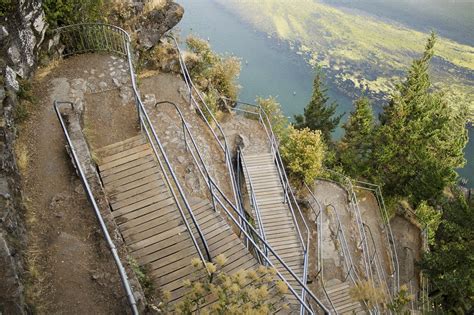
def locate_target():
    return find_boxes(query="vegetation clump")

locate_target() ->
[0,0,13,17]
[419,190,474,312]
[175,255,289,314]
[256,96,288,139]
[373,33,467,205]
[349,280,387,310]
[280,126,326,184]
[337,97,374,179]
[128,256,155,298]
[42,0,105,28]
[387,285,414,314]
[185,36,241,119]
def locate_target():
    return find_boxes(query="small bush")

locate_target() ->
[18,79,35,103]
[415,201,442,245]
[387,284,414,314]
[176,255,289,314]
[256,96,288,139]
[349,280,387,310]
[280,126,326,184]
[128,256,155,297]
[0,0,13,17]
[186,35,240,108]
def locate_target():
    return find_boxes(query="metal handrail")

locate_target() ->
[363,223,393,303]
[54,101,138,315]
[352,179,400,294]
[323,170,373,281]
[165,35,241,218]
[55,24,212,267]
[303,183,337,313]
[238,149,268,259]
[304,184,378,314]
[152,99,329,314]
[228,99,312,309]
[208,181,330,314]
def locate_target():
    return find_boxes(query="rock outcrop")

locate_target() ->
[109,0,184,51]
[0,1,47,313]
[136,1,184,50]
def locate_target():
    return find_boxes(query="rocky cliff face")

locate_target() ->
[0,1,46,313]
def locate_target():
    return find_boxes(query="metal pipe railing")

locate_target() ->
[54,101,138,315]
[303,183,337,313]
[238,149,268,259]
[55,23,212,275]
[363,223,392,303]
[229,99,314,309]
[55,23,330,314]
[166,35,241,219]
[352,180,400,294]
[323,170,373,282]
[151,99,329,314]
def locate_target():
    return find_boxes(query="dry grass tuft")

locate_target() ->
[15,142,30,173]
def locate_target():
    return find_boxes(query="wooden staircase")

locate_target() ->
[241,152,305,306]
[325,280,365,314]
[96,136,291,309]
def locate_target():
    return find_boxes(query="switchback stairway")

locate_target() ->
[96,135,287,307]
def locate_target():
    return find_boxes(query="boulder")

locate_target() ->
[137,1,184,50]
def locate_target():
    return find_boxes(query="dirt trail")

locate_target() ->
[18,54,132,314]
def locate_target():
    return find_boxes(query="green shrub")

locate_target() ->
[256,96,288,140]
[415,201,442,245]
[128,256,155,298]
[0,0,13,17]
[42,0,104,28]
[280,126,326,184]
[18,79,35,103]
[387,284,414,314]
[186,35,240,104]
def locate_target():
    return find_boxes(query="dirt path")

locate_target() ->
[17,54,132,314]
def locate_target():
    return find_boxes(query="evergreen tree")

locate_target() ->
[373,32,468,203]
[294,71,343,142]
[338,97,375,178]
[420,191,474,312]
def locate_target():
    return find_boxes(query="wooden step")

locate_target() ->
[96,135,144,153]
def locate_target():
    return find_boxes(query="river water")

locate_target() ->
[175,0,473,187]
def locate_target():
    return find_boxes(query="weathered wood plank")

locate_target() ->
[100,143,151,164]
[99,149,153,171]
[100,155,154,178]
[96,135,144,155]
[102,160,158,184]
